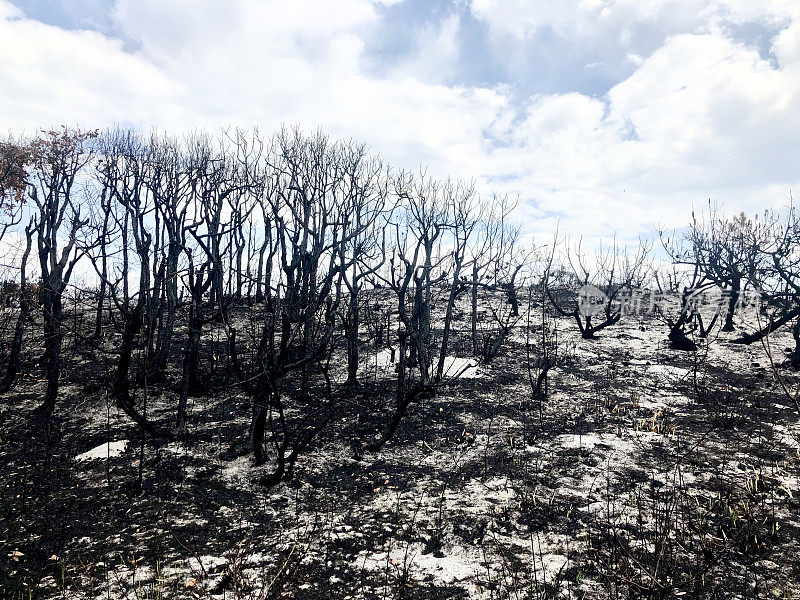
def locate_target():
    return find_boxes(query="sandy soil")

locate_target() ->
[1,289,799,599]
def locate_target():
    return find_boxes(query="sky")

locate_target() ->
[2,0,800,243]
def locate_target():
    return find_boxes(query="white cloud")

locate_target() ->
[773,19,800,67]
[468,0,800,93]
[0,0,799,246]
[106,0,510,176]
[0,0,18,18]
[477,29,800,241]
[0,1,185,131]
[471,0,800,42]
[607,33,800,189]
[471,0,705,41]
[391,13,463,83]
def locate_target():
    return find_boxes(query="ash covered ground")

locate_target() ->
[2,289,800,599]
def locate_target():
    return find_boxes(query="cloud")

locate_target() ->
[0,1,185,132]
[470,0,800,42]
[479,28,800,240]
[106,0,512,176]
[0,0,18,18]
[468,0,800,96]
[0,0,799,246]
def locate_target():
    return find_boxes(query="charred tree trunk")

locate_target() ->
[578,315,594,340]
[437,260,463,381]
[368,329,410,451]
[789,317,800,370]
[0,295,29,394]
[345,292,360,385]
[151,241,181,379]
[38,286,63,420]
[185,302,205,397]
[666,306,698,351]
[113,304,165,437]
[722,280,740,332]
[255,244,266,304]
[733,306,800,344]
[0,230,33,394]
[668,326,698,351]
[251,398,267,463]
[176,342,191,434]
[503,282,519,316]
[176,300,205,432]
[251,383,278,466]
[92,198,111,342]
[93,270,106,341]
[471,265,479,355]
[411,277,432,380]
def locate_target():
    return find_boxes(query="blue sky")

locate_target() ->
[2,0,799,241]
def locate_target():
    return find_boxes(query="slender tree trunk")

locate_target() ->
[93,270,106,341]
[113,305,164,437]
[255,242,267,304]
[437,261,463,381]
[505,284,520,317]
[145,264,166,379]
[722,281,740,332]
[251,387,272,465]
[471,265,479,355]
[368,329,411,451]
[152,242,181,377]
[185,301,204,396]
[0,296,29,394]
[411,277,432,380]
[0,235,32,394]
[38,287,63,420]
[176,343,190,433]
[789,317,800,370]
[235,235,244,302]
[345,292,360,385]
[93,198,111,341]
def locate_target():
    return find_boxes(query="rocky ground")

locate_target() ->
[2,290,800,599]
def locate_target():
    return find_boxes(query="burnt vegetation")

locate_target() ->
[1,127,800,599]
